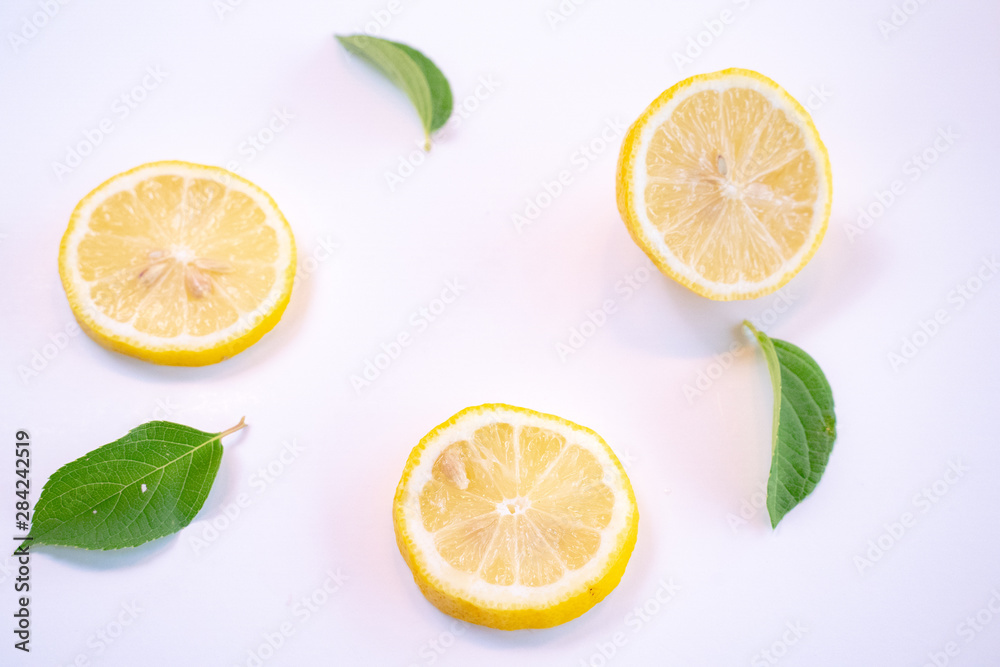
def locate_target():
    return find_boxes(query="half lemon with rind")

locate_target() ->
[393,404,639,630]
[58,161,296,366]
[616,68,832,301]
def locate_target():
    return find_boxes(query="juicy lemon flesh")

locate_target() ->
[644,86,820,286]
[76,174,279,338]
[420,423,614,588]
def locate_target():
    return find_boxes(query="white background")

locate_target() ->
[2,1,999,665]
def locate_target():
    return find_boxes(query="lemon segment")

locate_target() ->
[616,68,832,300]
[58,161,296,366]
[394,404,639,630]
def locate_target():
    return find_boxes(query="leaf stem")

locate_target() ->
[742,319,760,336]
[219,416,247,440]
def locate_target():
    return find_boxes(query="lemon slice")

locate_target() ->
[393,404,639,630]
[616,68,831,301]
[58,161,296,366]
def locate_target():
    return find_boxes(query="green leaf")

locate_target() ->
[20,418,246,552]
[336,34,453,150]
[744,322,837,528]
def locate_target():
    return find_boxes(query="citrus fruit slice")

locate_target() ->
[393,404,639,630]
[616,68,831,301]
[58,161,296,366]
